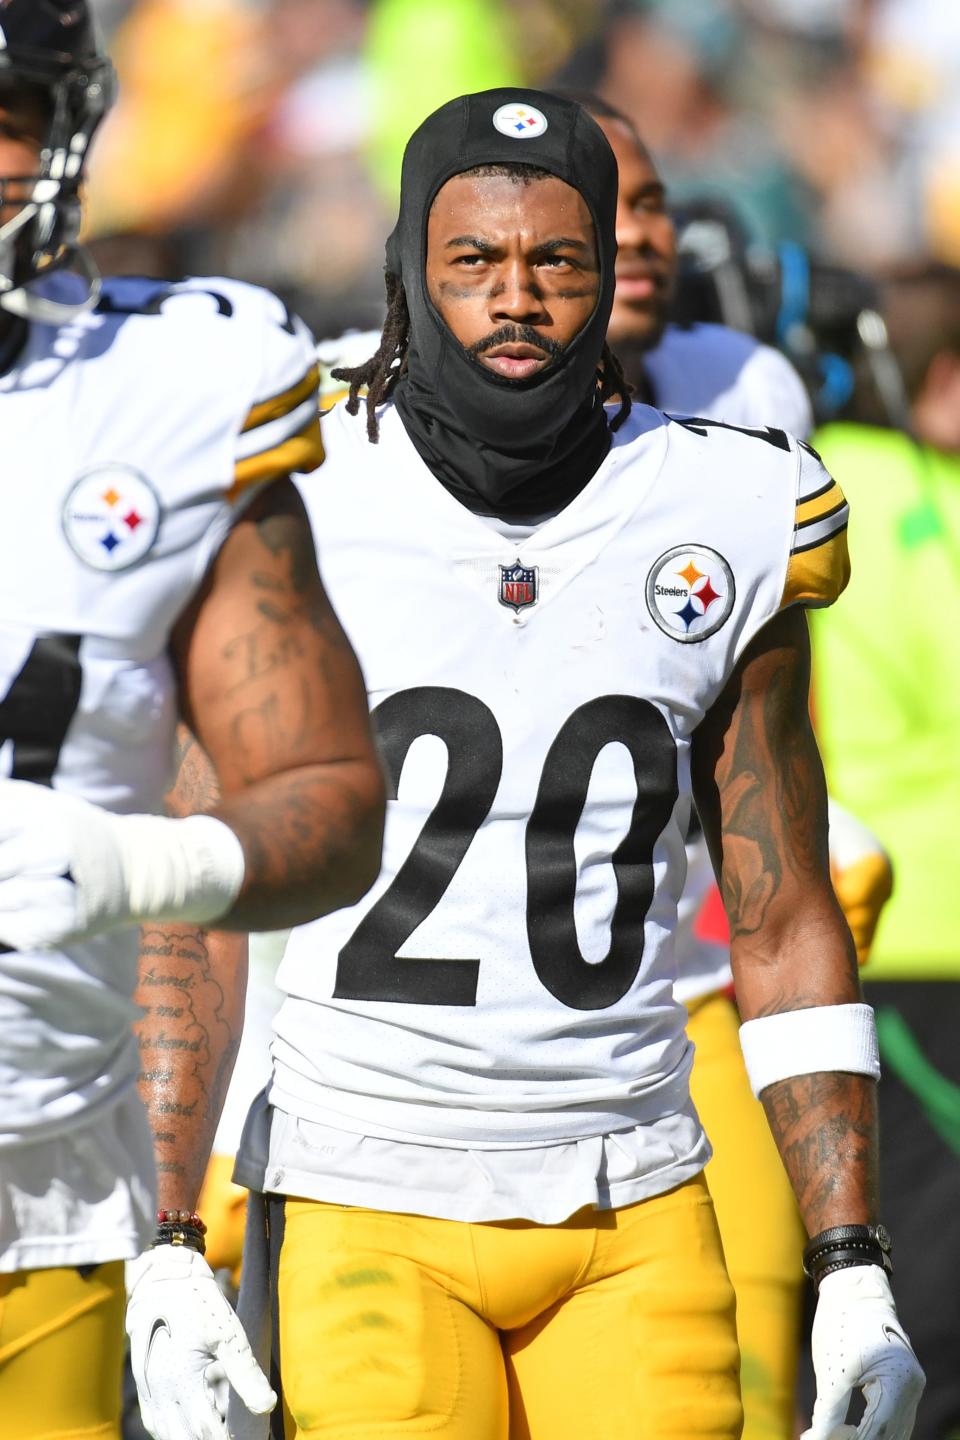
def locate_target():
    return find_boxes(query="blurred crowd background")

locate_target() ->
[83,0,960,341]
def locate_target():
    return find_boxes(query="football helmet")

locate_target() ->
[0,0,115,321]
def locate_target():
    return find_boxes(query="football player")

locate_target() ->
[0,5,384,1439]
[127,91,922,1440]
[199,92,895,1440]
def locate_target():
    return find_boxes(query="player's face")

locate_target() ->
[596,117,676,351]
[426,172,600,381]
[0,84,47,227]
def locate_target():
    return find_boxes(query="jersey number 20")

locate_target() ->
[335,687,678,1012]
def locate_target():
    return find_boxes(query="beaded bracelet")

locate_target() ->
[153,1208,207,1255]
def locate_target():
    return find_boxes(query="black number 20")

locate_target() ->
[334,687,678,1012]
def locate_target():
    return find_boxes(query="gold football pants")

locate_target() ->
[273,1172,742,1439]
[688,992,806,1440]
[198,1150,249,1287]
[0,1261,124,1439]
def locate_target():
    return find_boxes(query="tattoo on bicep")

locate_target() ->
[229,677,311,783]
[715,654,824,942]
[166,725,221,817]
[251,510,349,648]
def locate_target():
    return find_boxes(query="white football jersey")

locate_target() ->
[0,272,323,1149]
[274,398,848,1146]
[215,322,812,1157]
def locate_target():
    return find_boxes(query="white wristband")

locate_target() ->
[739,1003,880,1098]
[110,813,246,925]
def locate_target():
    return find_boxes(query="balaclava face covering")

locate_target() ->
[388,87,619,519]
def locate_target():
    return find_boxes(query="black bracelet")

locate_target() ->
[153,1220,206,1255]
[803,1223,892,1292]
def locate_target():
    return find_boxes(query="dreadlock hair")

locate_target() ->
[331,269,410,443]
[331,161,633,441]
[599,342,632,431]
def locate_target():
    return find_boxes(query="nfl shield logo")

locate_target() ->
[498,559,538,612]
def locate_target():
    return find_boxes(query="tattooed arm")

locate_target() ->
[171,478,385,932]
[135,730,248,1209]
[691,605,877,1234]
[136,477,385,1206]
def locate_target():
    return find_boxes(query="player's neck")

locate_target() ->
[0,308,27,374]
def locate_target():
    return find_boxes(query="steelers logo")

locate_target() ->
[492,102,549,140]
[62,465,162,572]
[645,545,735,643]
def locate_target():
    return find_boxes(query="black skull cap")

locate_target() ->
[386,87,619,285]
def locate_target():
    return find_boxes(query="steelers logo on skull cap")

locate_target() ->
[646,545,735,643]
[492,101,549,140]
[62,465,162,572]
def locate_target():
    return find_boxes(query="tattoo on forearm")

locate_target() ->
[136,925,239,1202]
[761,1071,877,1233]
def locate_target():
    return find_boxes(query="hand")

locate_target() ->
[0,780,125,950]
[0,778,244,950]
[126,1244,276,1440]
[803,1266,924,1439]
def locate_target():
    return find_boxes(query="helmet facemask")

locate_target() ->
[0,34,115,323]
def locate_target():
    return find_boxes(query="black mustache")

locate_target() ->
[466,325,565,360]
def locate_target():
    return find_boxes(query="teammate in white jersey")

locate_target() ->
[0,6,384,1438]
[127,90,922,1440]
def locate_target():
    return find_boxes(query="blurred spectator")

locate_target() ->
[86,0,273,236]
[364,0,519,200]
[809,261,960,1440]
[864,0,960,264]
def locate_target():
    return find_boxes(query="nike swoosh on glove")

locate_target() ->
[0,778,244,951]
[803,1265,924,1439]
[127,1245,276,1440]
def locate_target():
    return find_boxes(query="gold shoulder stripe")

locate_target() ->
[781,527,850,610]
[229,416,324,500]
[796,479,842,527]
[242,363,320,434]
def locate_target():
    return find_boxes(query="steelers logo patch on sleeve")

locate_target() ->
[645,545,735,643]
[62,466,162,571]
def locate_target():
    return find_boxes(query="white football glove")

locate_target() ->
[126,1245,276,1440]
[0,778,244,950]
[804,1266,924,1439]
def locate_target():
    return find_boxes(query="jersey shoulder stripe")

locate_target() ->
[231,361,324,498]
[781,447,850,609]
[230,413,324,499]
[242,362,321,435]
